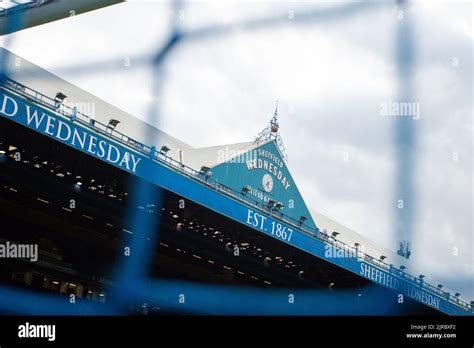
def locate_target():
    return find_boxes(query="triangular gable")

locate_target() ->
[209,140,318,231]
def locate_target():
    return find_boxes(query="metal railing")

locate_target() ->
[0,77,471,313]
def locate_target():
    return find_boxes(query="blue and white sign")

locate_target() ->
[0,91,142,174]
[0,88,469,316]
[211,140,318,230]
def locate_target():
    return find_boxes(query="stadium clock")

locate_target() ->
[262,173,274,193]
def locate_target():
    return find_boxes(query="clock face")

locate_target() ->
[262,174,274,193]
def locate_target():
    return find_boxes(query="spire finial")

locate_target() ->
[254,100,288,162]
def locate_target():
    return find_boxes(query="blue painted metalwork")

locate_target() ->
[0,79,471,316]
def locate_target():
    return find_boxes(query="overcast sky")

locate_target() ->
[1,0,472,299]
